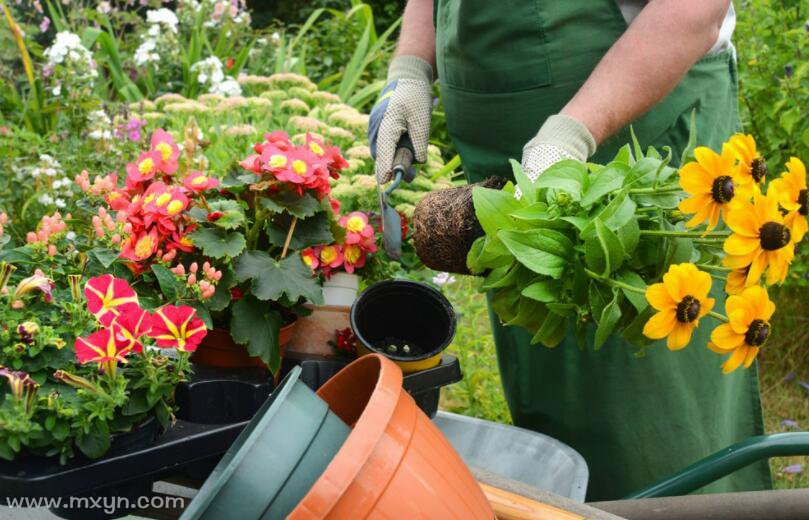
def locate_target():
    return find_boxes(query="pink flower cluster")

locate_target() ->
[92,207,118,240]
[302,211,378,276]
[239,132,348,200]
[170,261,222,299]
[75,170,118,197]
[26,212,69,256]
[0,212,8,238]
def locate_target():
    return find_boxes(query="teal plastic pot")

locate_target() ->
[181,366,350,520]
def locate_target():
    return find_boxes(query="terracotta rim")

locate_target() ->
[293,354,402,517]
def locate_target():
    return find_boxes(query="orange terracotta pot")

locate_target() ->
[191,321,297,370]
[289,354,494,519]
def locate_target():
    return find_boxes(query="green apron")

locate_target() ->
[435,0,772,501]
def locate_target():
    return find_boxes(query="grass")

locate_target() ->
[439,276,808,490]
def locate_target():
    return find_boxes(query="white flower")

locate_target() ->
[210,77,242,97]
[51,84,61,96]
[432,272,457,286]
[66,231,77,241]
[134,39,160,66]
[38,194,54,205]
[97,2,111,14]
[54,199,66,208]
[146,8,179,33]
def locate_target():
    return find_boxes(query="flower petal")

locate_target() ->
[711,323,745,350]
[667,322,694,350]
[643,309,677,339]
[646,283,675,311]
[722,346,749,374]
[725,205,760,236]
[743,346,760,368]
[723,234,760,256]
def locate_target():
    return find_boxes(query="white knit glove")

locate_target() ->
[521,115,597,180]
[368,56,433,184]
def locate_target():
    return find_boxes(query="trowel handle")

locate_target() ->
[392,133,416,183]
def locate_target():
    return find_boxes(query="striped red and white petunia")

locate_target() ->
[84,275,140,326]
[74,328,139,375]
[111,306,153,353]
[149,305,207,352]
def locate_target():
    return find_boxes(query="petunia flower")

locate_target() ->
[183,171,220,192]
[708,285,774,374]
[150,128,180,175]
[723,188,795,286]
[74,328,138,375]
[768,157,807,243]
[111,306,152,353]
[678,145,749,231]
[149,305,208,352]
[643,263,715,350]
[0,366,38,404]
[14,270,55,303]
[84,275,140,326]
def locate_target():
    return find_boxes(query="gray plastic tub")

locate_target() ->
[433,411,589,502]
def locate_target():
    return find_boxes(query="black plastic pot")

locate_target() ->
[350,280,457,373]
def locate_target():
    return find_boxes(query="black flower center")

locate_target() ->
[711,176,735,204]
[759,222,791,251]
[750,157,767,183]
[799,188,808,216]
[676,295,701,323]
[744,319,770,347]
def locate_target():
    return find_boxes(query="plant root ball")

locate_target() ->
[412,176,508,275]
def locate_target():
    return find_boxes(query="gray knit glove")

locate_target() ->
[368,56,433,184]
[521,115,597,180]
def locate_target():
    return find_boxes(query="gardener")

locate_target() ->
[368,0,771,501]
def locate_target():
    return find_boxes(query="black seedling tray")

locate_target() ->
[0,355,461,518]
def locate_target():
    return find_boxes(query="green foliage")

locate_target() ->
[469,145,728,349]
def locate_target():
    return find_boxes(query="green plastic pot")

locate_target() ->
[181,366,350,520]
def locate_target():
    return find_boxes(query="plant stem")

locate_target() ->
[280,216,298,259]
[697,263,731,272]
[247,205,266,250]
[584,269,647,294]
[708,311,729,323]
[640,230,729,238]
[628,185,682,195]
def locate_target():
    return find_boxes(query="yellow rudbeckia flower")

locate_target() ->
[643,263,715,350]
[709,285,775,374]
[723,188,794,286]
[724,267,748,295]
[727,133,767,186]
[678,145,749,231]
[768,157,807,243]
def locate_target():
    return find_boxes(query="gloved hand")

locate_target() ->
[368,56,433,184]
[521,114,597,181]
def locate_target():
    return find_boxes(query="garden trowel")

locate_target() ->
[379,133,416,260]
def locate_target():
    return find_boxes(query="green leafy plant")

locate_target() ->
[468,133,806,373]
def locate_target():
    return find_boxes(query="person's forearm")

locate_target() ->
[561,0,729,144]
[394,0,436,72]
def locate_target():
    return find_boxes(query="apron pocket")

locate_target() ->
[437,0,551,93]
